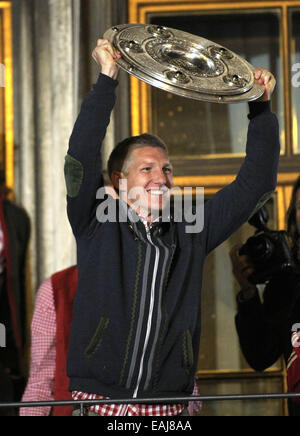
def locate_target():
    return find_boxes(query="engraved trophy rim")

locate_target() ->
[104,23,264,104]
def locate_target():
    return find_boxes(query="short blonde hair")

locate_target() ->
[107,133,168,180]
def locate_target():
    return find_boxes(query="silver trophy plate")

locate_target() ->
[103,24,264,104]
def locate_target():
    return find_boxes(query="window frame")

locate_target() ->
[129,0,300,177]
[0,1,13,190]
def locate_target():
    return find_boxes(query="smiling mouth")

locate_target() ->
[146,187,169,196]
[148,190,167,196]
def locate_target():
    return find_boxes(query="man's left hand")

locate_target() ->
[254,67,276,102]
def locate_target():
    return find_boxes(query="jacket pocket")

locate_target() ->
[182,330,194,375]
[84,317,110,359]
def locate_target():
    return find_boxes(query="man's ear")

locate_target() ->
[111,171,123,190]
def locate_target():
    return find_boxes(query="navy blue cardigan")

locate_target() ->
[65,74,280,400]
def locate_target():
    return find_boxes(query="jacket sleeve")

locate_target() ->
[203,101,280,254]
[235,276,291,371]
[64,74,118,237]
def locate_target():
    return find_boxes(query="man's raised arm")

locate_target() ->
[203,68,280,254]
[64,40,120,237]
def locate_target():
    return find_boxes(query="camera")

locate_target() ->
[239,206,295,284]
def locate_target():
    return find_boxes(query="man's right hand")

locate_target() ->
[92,39,121,80]
[229,244,257,300]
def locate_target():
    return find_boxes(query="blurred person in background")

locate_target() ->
[231,176,300,416]
[0,169,30,416]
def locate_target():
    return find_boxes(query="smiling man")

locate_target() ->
[65,39,280,416]
[108,135,173,224]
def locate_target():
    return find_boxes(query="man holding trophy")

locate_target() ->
[65,31,279,416]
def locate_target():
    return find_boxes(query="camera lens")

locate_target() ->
[247,234,274,261]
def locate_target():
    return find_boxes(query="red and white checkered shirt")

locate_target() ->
[19,277,202,416]
[72,391,185,416]
[20,278,56,416]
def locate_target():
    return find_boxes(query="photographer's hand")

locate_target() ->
[230,245,257,301]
